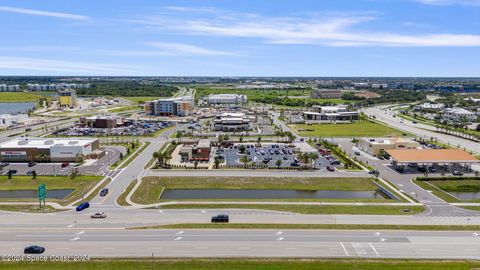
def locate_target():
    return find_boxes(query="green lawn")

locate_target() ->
[108,105,141,113]
[2,259,477,269]
[414,179,480,203]
[0,175,103,206]
[290,120,404,137]
[132,176,381,205]
[116,180,137,206]
[158,204,424,215]
[0,204,62,213]
[121,96,164,104]
[0,92,44,102]
[134,223,480,231]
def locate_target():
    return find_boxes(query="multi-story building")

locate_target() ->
[303,105,359,122]
[311,89,343,99]
[0,138,101,162]
[57,89,77,108]
[213,112,251,132]
[0,84,20,92]
[144,96,193,117]
[179,139,211,162]
[414,103,445,111]
[80,115,124,128]
[205,94,248,105]
[28,83,90,91]
[442,107,477,122]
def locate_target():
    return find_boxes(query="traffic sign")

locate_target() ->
[38,184,46,207]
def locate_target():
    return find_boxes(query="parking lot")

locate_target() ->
[53,120,173,137]
[1,162,73,176]
[219,143,341,170]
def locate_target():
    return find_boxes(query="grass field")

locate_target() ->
[132,176,381,205]
[133,223,480,231]
[121,96,163,104]
[2,259,478,269]
[116,180,137,206]
[157,204,424,215]
[108,105,141,113]
[290,120,404,137]
[0,175,103,206]
[0,92,44,102]
[0,204,61,213]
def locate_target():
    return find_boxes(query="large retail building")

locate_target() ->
[0,138,101,162]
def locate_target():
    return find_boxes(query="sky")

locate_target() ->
[0,0,480,77]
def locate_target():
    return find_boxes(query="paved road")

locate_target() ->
[0,119,75,143]
[2,228,480,259]
[362,106,480,154]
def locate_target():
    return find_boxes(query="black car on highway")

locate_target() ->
[211,214,229,223]
[24,245,45,254]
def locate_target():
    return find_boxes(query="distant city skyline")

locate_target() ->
[0,0,480,76]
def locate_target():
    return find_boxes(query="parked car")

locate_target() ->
[61,162,70,168]
[211,214,229,223]
[99,188,109,197]
[428,166,437,173]
[0,162,8,167]
[28,161,36,167]
[76,202,90,212]
[25,128,32,132]
[24,245,45,254]
[7,169,17,175]
[26,170,35,176]
[452,170,464,176]
[290,162,300,167]
[91,212,107,218]
[354,151,361,156]
[326,166,335,172]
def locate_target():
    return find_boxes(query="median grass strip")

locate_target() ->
[0,175,103,206]
[118,142,151,169]
[1,259,479,270]
[157,204,425,215]
[75,178,111,206]
[116,180,137,206]
[132,223,480,231]
[0,204,62,213]
[131,176,382,205]
[290,119,404,138]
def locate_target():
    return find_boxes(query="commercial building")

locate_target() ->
[442,107,477,122]
[213,112,251,132]
[303,105,359,122]
[0,84,20,92]
[311,89,343,99]
[205,94,248,105]
[179,139,211,162]
[0,114,28,129]
[0,138,101,162]
[371,83,388,89]
[57,89,77,108]
[144,96,193,117]
[80,115,124,128]
[414,103,445,111]
[357,137,420,156]
[387,149,479,169]
[28,83,90,91]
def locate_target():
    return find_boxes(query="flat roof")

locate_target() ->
[0,138,97,149]
[386,149,479,163]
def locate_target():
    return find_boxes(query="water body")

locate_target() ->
[0,102,36,114]
[161,189,392,200]
[447,191,480,201]
[0,189,74,199]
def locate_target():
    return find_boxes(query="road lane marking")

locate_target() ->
[75,231,85,235]
[340,243,350,256]
[473,233,479,237]
[369,243,380,257]
[275,231,283,235]
[70,237,80,241]
[176,231,184,235]
[277,237,284,241]
[66,224,75,228]
[174,237,182,241]
[374,232,381,236]
[201,210,206,213]
[158,210,163,213]
[379,238,386,242]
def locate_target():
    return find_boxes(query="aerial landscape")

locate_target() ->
[1,0,480,269]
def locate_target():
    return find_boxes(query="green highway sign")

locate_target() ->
[38,183,46,201]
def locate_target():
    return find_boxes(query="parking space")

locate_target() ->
[1,162,72,176]
[222,144,298,168]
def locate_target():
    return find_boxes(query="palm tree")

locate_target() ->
[275,159,282,169]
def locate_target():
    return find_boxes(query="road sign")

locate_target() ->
[38,184,46,207]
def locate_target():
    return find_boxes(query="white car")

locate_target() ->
[90,212,107,219]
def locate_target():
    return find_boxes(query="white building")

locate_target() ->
[371,83,388,89]
[27,83,89,91]
[0,84,20,92]
[303,105,359,122]
[145,96,193,117]
[213,112,251,132]
[414,103,445,110]
[0,137,101,162]
[0,114,28,129]
[205,94,247,105]
[443,107,478,122]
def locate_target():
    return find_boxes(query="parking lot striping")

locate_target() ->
[339,243,350,256]
[369,243,380,256]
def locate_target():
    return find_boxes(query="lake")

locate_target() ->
[447,191,480,201]
[160,189,392,200]
[0,102,36,114]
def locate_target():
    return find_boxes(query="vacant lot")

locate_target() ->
[132,176,382,205]
[0,175,102,205]
[291,120,404,137]
[0,92,44,102]
[1,259,477,270]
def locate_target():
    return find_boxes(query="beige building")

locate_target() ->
[357,137,420,156]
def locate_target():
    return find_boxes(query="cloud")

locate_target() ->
[104,42,236,57]
[126,8,480,47]
[0,56,145,75]
[0,6,90,21]
[416,0,480,5]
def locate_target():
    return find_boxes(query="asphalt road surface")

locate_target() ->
[2,229,480,259]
